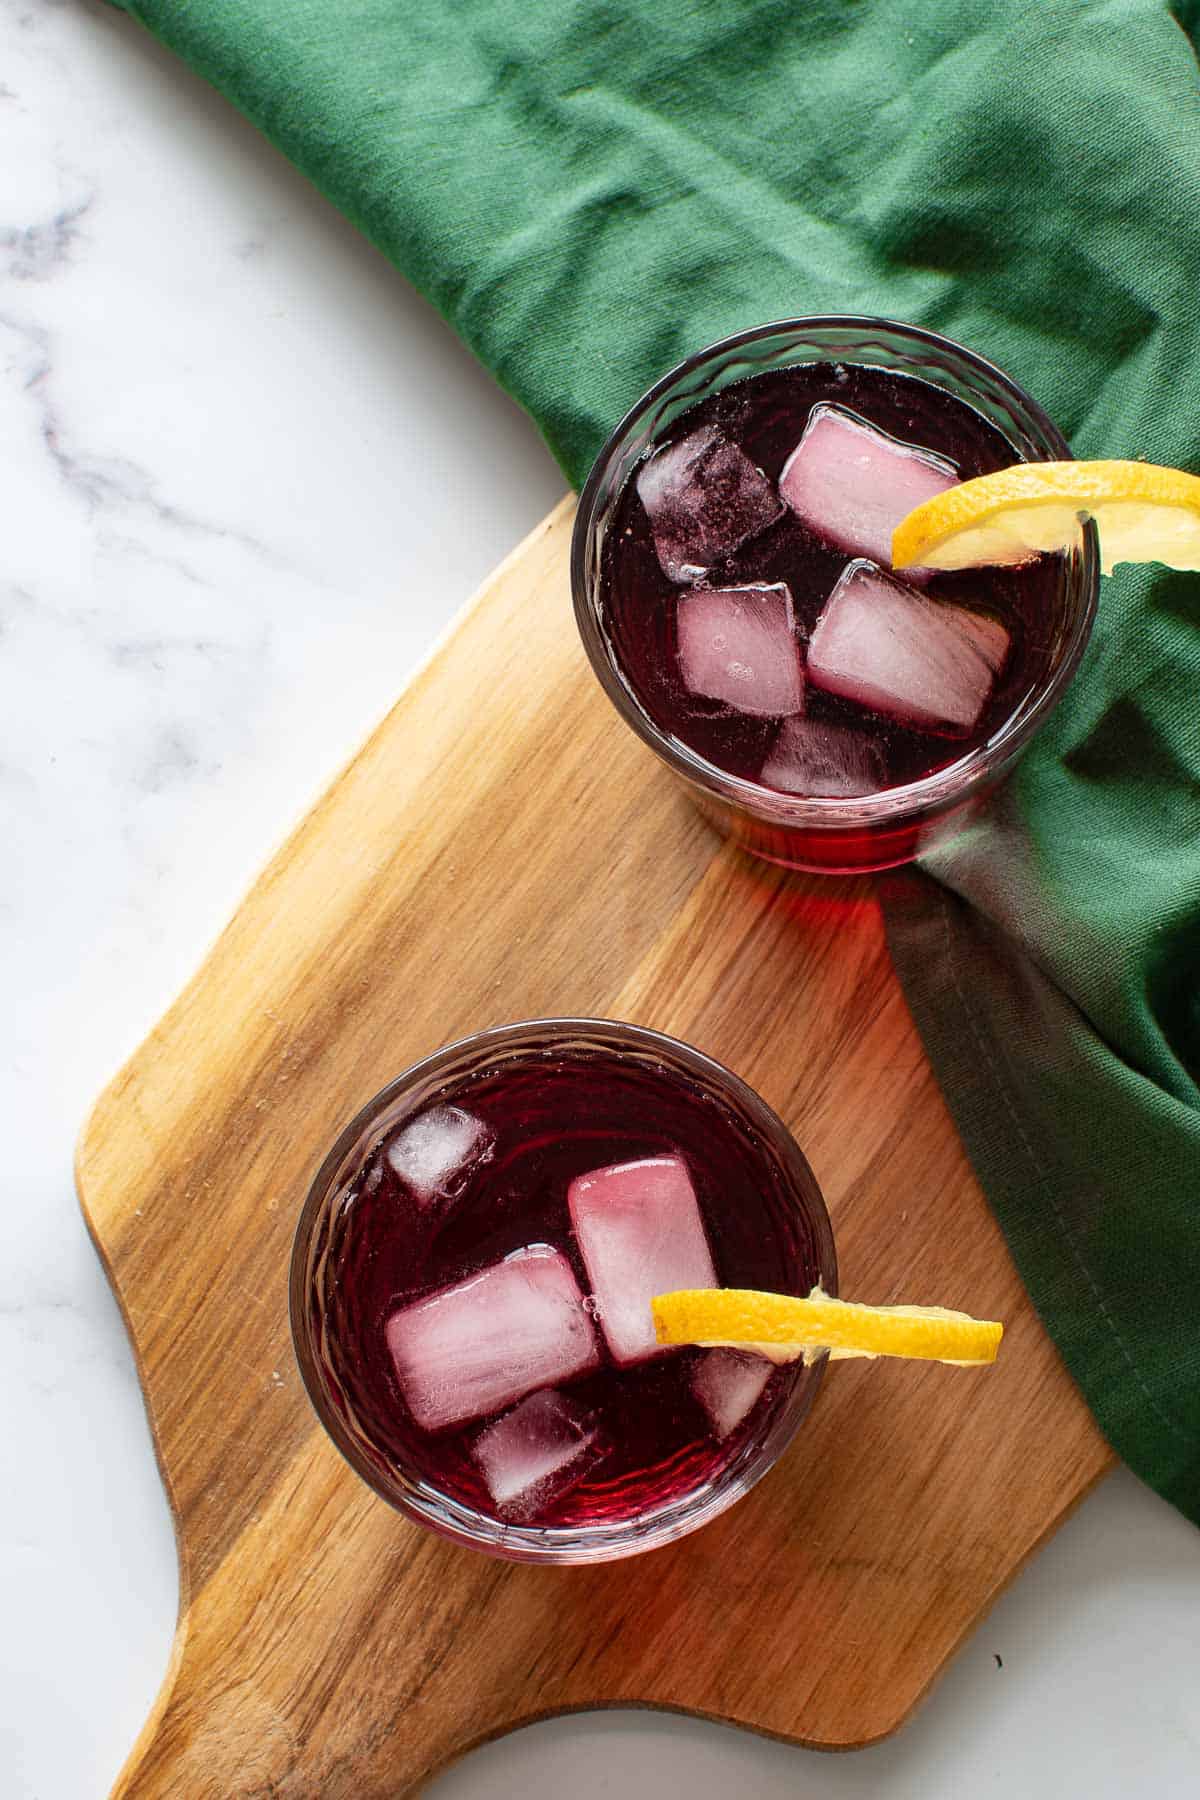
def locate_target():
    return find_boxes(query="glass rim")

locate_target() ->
[570,313,1100,828]
[290,1015,838,1563]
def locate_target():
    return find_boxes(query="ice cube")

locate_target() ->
[677,584,804,717]
[472,1388,600,1517]
[568,1154,718,1366]
[693,1349,773,1442]
[385,1244,600,1432]
[760,715,883,797]
[807,559,1011,735]
[780,403,958,577]
[385,1105,495,1205]
[636,424,783,582]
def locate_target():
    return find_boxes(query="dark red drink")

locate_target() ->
[573,319,1097,872]
[602,362,1061,784]
[291,1021,835,1562]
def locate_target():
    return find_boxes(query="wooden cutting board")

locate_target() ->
[77,497,1111,1798]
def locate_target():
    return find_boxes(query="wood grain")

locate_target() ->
[77,497,1112,1798]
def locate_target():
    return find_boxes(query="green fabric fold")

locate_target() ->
[112,0,1200,1520]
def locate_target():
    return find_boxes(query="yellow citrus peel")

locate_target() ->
[652,1285,1003,1366]
[891,459,1200,578]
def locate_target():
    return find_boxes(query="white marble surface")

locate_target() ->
[1,3,1197,1795]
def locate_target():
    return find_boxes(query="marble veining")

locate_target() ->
[2,308,278,553]
[0,196,91,281]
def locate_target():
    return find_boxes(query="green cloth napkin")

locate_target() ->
[112,0,1200,1522]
